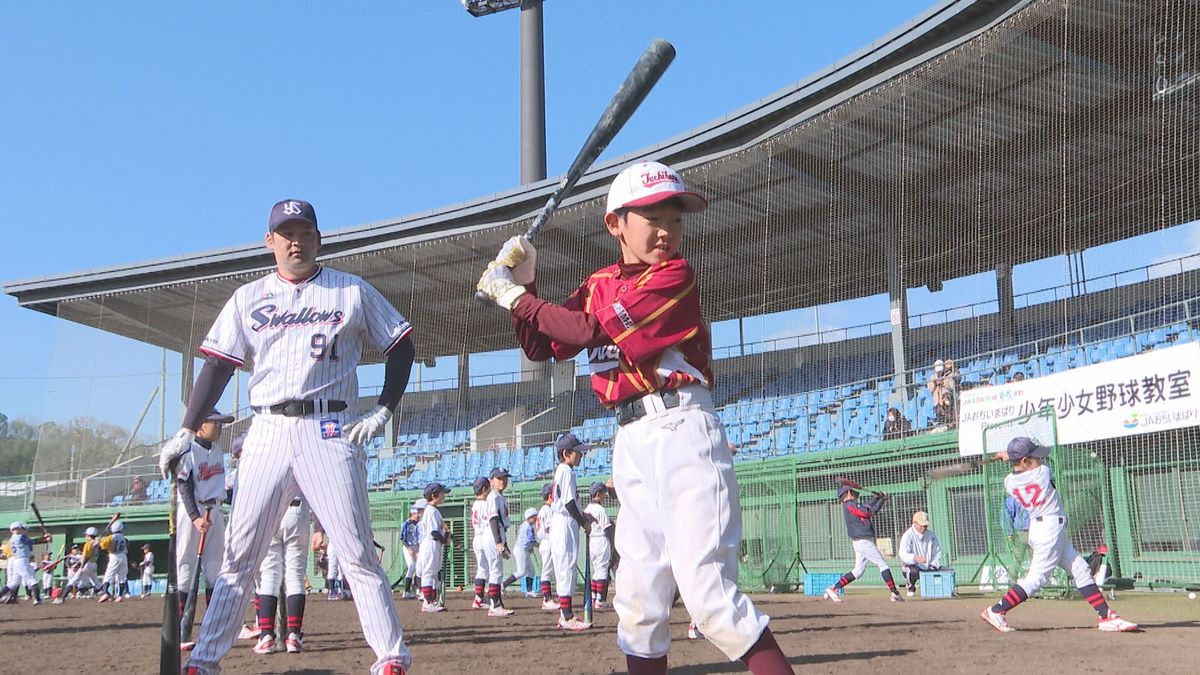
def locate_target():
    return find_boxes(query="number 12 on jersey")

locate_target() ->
[1011,483,1044,508]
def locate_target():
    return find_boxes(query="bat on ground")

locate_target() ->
[160,465,180,674]
[475,38,676,303]
[180,507,212,645]
[836,477,885,497]
[583,529,593,624]
[29,502,50,539]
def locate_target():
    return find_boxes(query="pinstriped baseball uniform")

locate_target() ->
[187,265,413,674]
[471,498,489,587]
[537,503,554,586]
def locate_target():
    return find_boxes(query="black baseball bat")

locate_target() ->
[583,529,593,624]
[475,38,676,302]
[29,502,50,539]
[180,508,212,644]
[160,469,180,674]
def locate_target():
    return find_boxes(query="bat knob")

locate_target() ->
[474,290,493,304]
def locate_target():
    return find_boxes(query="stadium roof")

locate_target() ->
[8,0,1196,362]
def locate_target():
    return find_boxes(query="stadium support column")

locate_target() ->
[887,245,910,404]
[519,0,550,384]
[997,262,1016,345]
[458,354,471,414]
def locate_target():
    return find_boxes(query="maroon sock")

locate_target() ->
[559,596,573,619]
[626,655,668,675]
[474,578,485,600]
[740,628,793,674]
[488,584,502,607]
[422,586,436,603]
[541,581,551,600]
[993,585,1028,613]
[1078,583,1111,618]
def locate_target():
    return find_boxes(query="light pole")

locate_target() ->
[463,0,550,383]
[462,0,547,185]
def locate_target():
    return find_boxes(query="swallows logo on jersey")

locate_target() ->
[250,304,345,332]
[197,462,225,481]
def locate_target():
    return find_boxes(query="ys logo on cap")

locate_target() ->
[281,200,303,216]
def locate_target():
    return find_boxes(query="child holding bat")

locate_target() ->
[824,482,903,603]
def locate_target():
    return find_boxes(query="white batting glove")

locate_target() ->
[346,404,391,446]
[476,261,527,310]
[158,428,195,479]
[495,235,537,285]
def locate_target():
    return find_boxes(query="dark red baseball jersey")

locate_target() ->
[513,256,713,406]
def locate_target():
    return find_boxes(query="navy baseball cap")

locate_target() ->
[1006,437,1052,463]
[423,482,450,500]
[472,477,489,494]
[540,483,553,499]
[268,199,319,233]
[555,432,590,455]
[489,467,511,480]
[836,484,855,499]
[206,409,234,423]
[589,481,607,497]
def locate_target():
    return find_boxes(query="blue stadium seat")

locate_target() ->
[481,450,496,471]
[509,447,525,479]
[525,446,543,476]
[772,426,792,453]
[496,447,511,470]
[539,446,556,475]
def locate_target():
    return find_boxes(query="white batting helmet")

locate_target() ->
[85,526,98,536]
[110,520,125,533]
[10,521,27,531]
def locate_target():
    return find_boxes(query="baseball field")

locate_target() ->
[0,589,1193,674]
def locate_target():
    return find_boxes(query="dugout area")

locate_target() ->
[4,0,1200,599]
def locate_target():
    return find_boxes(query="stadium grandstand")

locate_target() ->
[4,0,1199,593]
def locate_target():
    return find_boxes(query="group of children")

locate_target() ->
[1,514,136,606]
[825,436,1137,634]
[403,431,619,633]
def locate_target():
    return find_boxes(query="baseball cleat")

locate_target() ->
[687,624,702,640]
[906,589,915,598]
[97,593,111,603]
[253,633,276,654]
[238,624,258,640]
[1098,612,1138,632]
[286,632,304,653]
[541,599,560,611]
[824,587,843,603]
[890,591,904,602]
[523,592,540,598]
[471,597,485,609]
[32,598,41,605]
[180,641,196,652]
[400,592,416,600]
[52,598,64,605]
[981,607,1015,633]
[421,603,446,613]
[487,606,515,617]
[114,595,124,603]
[558,616,591,631]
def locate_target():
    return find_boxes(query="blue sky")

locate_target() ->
[2,1,1195,436]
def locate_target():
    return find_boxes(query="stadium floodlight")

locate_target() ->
[462,0,526,17]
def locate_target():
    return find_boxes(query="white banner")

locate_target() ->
[957,341,1200,456]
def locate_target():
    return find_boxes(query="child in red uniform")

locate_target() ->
[477,161,791,674]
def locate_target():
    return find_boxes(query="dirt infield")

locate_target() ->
[0,589,1194,673]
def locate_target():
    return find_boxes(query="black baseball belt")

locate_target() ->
[615,389,681,426]
[252,399,347,417]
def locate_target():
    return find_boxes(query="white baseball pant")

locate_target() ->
[4,559,35,589]
[415,541,443,582]
[612,385,769,661]
[256,502,311,596]
[483,539,506,585]
[513,545,534,579]
[69,561,99,590]
[102,554,128,586]
[549,514,579,599]
[1017,518,1093,595]
[590,535,612,582]
[327,541,342,582]
[141,565,154,590]
[186,413,410,675]
[538,538,555,585]
[176,502,225,596]
[850,539,891,578]
[472,536,487,583]
[402,548,418,581]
